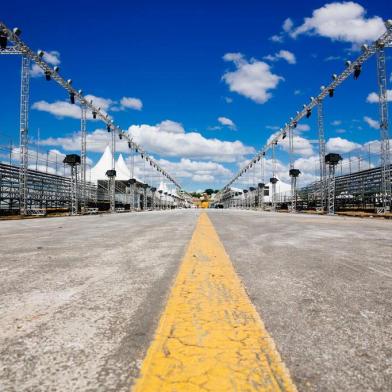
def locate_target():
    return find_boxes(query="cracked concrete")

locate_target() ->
[208,209,392,392]
[133,212,296,391]
[0,210,199,392]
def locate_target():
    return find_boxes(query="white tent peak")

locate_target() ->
[116,154,131,180]
[90,145,113,183]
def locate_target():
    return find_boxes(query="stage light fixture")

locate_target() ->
[0,32,7,49]
[353,64,361,80]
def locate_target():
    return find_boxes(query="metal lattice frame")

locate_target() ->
[317,101,327,212]
[288,125,297,212]
[70,165,78,216]
[220,23,392,203]
[271,143,276,212]
[19,55,30,215]
[0,22,185,197]
[80,104,87,212]
[376,47,391,212]
[110,129,116,213]
[327,164,337,215]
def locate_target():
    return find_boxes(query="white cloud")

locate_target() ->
[128,121,254,162]
[324,55,341,61]
[120,97,143,111]
[41,121,255,163]
[266,125,280,130]
[32,100,84,119]
[269,18,294,43]
[30,50,61,78]
[293,155,320,173]
[366,90,392,103]
[218,116,236,129]
[222,53,283,104]
[269,35,284,43]
[336,128,346,134]
[364,116,379,129]
[296,124,310,132]
[155,158,232,184]
[331,120,342,126]
[283,18,294,33]
[32,93,143,119]
[192,174,214,182]
[326,137,361,153]
[224,96,233,103]
[267,131,314,156]
[290,2,385,44]
[294,89,301,95]
[156,120,185,134]
[264,50,296,64]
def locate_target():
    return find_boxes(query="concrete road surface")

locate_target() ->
[209,210,392,392]
[0,210,199,391]
[0,209,391,391]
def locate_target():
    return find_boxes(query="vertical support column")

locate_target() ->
[271,143,277,212]
[317,101,327,212]
[19,55,30,215]
[80,104,87,213]
[376,46,391,213]
[260,154,265,210]
[110,128,116,213]
[70,165,78,216]
[288,125,295,212]
[327,164,336,215]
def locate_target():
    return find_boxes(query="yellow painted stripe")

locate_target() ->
[132,212,297,392]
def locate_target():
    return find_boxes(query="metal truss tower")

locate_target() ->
[110,128,116,213]
[288,125,296,212]
[317,101,327,212]
[70,165,78,216]
[271,143,277,212]
[327,165,336,215]
[259,155,265,210]
[376,46,391,213]
[80,104,87,213]
[19,55,30,215]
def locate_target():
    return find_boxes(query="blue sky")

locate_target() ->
[0,0,391,191]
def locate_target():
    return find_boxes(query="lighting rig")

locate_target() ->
[220,20,392,214]
[0,21,188,214]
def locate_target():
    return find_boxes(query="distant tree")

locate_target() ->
[190,192,202,198]
[204,188,214,195]
[214,189,219,194]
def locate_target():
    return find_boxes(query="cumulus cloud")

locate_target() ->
[128,121,254,162]
[222,53,283,104]
[32,100,84,119]
[156,120,185,134]
[290,2,385,44]
[30,50,61,77]
[267,131,314,156]
[264,50,296,64]
[41,121,255,163]
[364,116,379,129]
[119,97,143,111]
[282,18,294,33]
[326,137,361,153]
[155,158,232,184]
[218,116,236,129]
[269,35,284,43]
[269,18,294,43]
[296,124,310,132]
[366,90,392,103]
[32,93,143,119]
[331,120,342,126]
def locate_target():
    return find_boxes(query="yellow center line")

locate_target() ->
[132,212,297,391]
